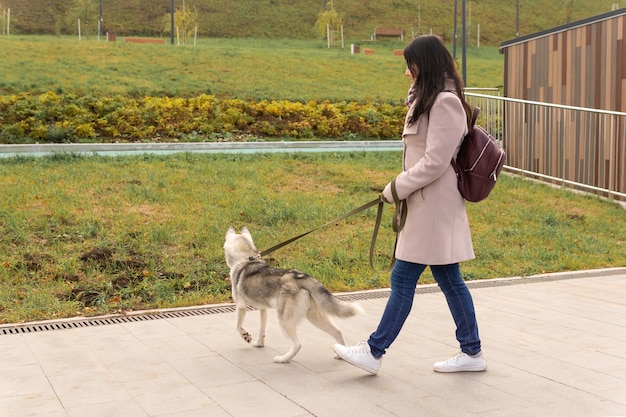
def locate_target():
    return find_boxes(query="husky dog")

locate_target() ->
[224,227,363,363]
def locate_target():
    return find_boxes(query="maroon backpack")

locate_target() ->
[451,107,506,202]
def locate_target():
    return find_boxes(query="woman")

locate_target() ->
[333,35,487,375]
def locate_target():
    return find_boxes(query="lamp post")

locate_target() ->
[516,0,520,37]
[170,0,175,45]
[453,0,458,58]
[99,0,102,39]
[462,0,467,85]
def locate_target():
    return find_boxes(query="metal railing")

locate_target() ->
[465,92,626,201]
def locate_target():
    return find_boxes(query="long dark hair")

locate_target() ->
[404,35,472,126]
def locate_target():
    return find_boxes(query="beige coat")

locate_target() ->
[382,90,475,265]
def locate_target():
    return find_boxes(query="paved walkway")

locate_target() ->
[1,268,625,417]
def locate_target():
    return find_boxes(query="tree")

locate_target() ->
[314,1,343,47]
[162,5,198,45]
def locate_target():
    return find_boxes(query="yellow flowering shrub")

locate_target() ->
[0,92,406,143]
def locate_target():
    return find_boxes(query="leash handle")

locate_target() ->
[369,178,406,273]
[368,199,393,272]
[390,178,407,233]
[259,197,382,258]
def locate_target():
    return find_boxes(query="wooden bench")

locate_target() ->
[371,28,403,41]
[124,37,165,44]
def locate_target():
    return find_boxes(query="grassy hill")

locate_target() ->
[1,0,621,46]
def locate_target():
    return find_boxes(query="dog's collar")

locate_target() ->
[248,253,262,261]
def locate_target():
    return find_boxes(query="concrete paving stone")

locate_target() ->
[19,330,104,378]
[287,394,398,417]
[537,342,626,371]
[413,373,514,414]
[78,324,152,354]
[277,380,401,417]
[170,354,257,390]
[213,343,284,368]
[167,314,229,336]
[372,348,436,378]
[120,319,189,340]
[21,328,85,354]
[374,395,466,417]
[493,375,626,416]
[203,380,308,417]
[595,387,626,406]
[0,334,38,369]
[477,319,551,352]
[473,403,573,417]
[0,392,68,417]
[382,386,523,417]
[179,316,251,347]
[486,330,623,380]
[98,348,179,383]
[457,361,534,387]
[123,374,217,416]
[200,321,292,364]
[242,341,342,373]
[507,353,624,393]
[153,407,233,417]
[479,303,626,348]
[47,369,134,409]
[597,363,626,381]
[34,347,107,378]
[396,306,458,334]
[141,334,218,364]
[198,314,341,368]
[64,399,149,417]
[246,358,346,395]
[0,364,54,398]
[539,293,625,318]
[528,311,626,343]
[388,332,456,361]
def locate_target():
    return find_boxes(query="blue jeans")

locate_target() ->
[368,260,481,358]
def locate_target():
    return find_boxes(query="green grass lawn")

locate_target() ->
[1,152,624,324]
[0,36,503,101]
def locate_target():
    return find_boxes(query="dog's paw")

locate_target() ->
[239,330,252,343]
[252,339,264,347]
[273,355,291,363]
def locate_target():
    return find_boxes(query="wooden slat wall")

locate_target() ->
[505,14,626,110]
[502,12,626,196]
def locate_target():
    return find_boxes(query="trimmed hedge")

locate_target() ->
[0,92,406,144]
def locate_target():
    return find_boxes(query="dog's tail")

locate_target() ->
[300,276,364,318]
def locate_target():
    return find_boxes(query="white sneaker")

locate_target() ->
[434,351,487,373]
[333,341,381,375]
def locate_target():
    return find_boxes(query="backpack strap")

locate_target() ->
[452,106,481,175]
[469,107,480,130]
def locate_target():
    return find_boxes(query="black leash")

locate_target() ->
[259,197,382,257]
[259,180,406,273]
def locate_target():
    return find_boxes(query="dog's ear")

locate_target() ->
[241,227,253,241]
[226,227,236,239]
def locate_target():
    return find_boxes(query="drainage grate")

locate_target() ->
[0,305,241,336]
[1,270,617,336]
